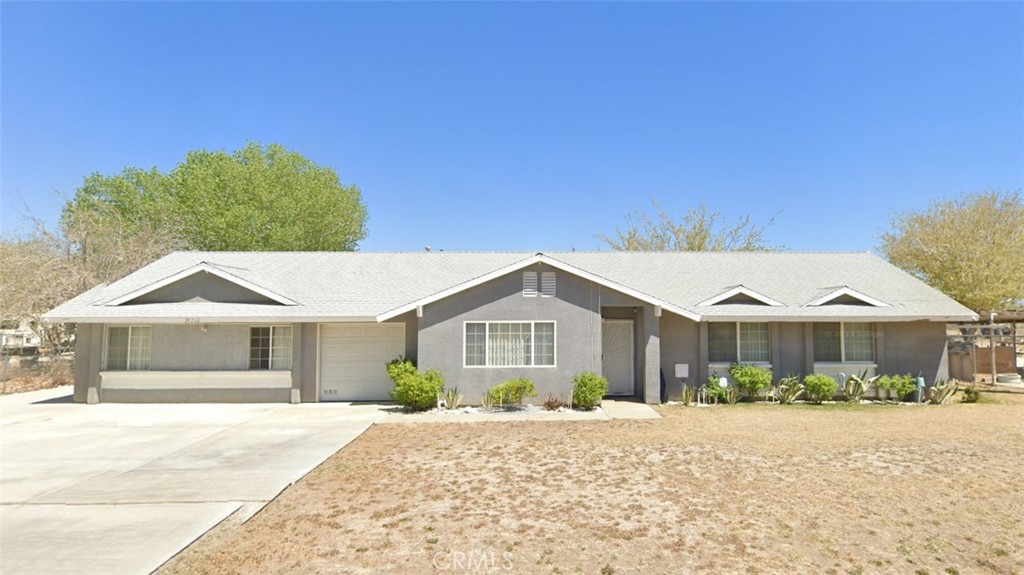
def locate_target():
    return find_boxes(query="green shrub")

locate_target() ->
[386,357,445,412]
[776,375,805,405]
[572,371,608,410]
[877,374,917,403]
[961,386,981,403]
[729,363,774,400]
[487,377,538,406]
[803,374,838,404]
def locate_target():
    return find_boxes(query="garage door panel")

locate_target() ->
[320,324,405,401]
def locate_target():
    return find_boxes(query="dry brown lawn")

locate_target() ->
[163,393,1024,575]
[0,361,73,395]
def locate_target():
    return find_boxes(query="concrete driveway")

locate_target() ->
[0,387,386,575]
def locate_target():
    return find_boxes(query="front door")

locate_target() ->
[602,319,634,395]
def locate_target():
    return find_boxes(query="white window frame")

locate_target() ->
[249,325,293,371]
[463,320,557,368]
[816,321,876,363]
[103,325,152,371]
[708,322,772,365]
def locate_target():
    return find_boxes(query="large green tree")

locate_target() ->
[3,142,368,349]
[880,190,1024,312]
[65,142,368,252]
[599,199,776,251]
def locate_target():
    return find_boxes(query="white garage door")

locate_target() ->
[320,323,406,401]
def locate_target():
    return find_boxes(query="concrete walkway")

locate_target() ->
[379,398,661,423]
[601,399,663,420]
[0,387,387,575]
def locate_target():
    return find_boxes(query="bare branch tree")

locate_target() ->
[598,199,778,251]
[0,201,180,352]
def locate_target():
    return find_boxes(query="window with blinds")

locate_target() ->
[708,322,771,363]
[813,322,875,362]
[464,321,556,367]
[249,326,293,370]
[105,326,152,371]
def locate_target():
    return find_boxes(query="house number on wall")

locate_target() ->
[183,318,202,325]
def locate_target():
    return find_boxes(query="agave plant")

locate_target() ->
[441,387,464,410]
[928,379,959,405]
[776,376,805,405]
[680,385,697,406]
[844,369,879,403]
[723,387,740,405]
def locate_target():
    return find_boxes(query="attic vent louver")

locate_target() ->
[541,272,556,297]
[523,272,538,297]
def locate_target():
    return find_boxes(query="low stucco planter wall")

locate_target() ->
[98,371,293,403]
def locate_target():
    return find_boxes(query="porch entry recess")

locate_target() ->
[602,319,635,395]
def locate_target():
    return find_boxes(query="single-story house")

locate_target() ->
[43,251,978,404]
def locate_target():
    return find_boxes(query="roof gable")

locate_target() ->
[375,254,701,322]
[697,285,783,307]
[805,287,889,308]
[104,263,298,307]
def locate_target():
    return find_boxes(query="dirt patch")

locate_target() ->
[162,395,1024,575]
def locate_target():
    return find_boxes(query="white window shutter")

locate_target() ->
[541,272,556,297]
[523,272,538,297]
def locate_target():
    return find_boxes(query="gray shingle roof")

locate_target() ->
[43,251,977,323]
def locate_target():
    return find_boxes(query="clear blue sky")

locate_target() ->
[2,2,1022,252]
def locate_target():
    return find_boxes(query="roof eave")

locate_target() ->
[41,315,379,324]
[697,314,979,323]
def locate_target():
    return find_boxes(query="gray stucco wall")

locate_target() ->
[390,312,418,362]
[879,321,949,383]
[73,324,103,403]
[417,263,658,403]
[149,325,250,370]
[100,388,292,403]
[298,323,318,402]
[659,313,699,400]
[129,272,279,305]
[777,322,808,379]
